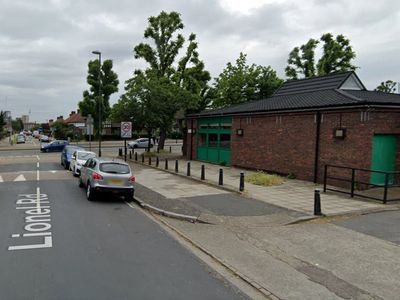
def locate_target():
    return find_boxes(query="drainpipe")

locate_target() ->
[313,112,321,183]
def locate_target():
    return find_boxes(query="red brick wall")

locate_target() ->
[231,109,400,183]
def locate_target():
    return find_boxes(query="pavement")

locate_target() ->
[128,158,400,300]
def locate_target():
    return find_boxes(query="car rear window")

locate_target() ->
[100,163,130,174]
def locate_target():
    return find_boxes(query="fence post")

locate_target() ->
[323,165,328,193]
[201,165,205,180]
[148,156,151,165]
[219,168,223,185]
[187,162,191,176]
[135,152,137,161]
[165,158,168,170]
[383,173,389,204]
[156,157,159,167]
[314,189,322,215]
[141,153,144,163]
[350,169,355,198]
[175,160,179,173]
[239,172,245,191]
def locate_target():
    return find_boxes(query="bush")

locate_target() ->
[245,171,284,186]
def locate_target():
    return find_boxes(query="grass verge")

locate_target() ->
[245,171,284,187]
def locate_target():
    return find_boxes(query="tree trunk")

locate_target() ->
[178,119,187,156]
[158,129,167,151]
[146,130,152,153]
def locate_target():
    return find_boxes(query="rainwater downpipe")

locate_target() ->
[190,119,193,160]
[313,112,321,183]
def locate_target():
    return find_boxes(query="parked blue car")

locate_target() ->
[61,145,84,169]
[40,140,69,152]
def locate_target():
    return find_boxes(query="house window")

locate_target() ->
[220,134,231,148]
[208,134,218,147]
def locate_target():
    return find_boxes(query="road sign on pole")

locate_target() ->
[121,122,132,139]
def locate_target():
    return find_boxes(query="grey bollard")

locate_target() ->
[239,172,245,191]
[119,148,123,156]
[148,156,151,165]
[219,169,223,185]
[314,189,322,216]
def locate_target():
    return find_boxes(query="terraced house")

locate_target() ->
[186,71,400,189]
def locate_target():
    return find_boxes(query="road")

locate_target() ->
[0,149,246,300]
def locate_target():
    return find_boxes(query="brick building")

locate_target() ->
[186,72,400,186]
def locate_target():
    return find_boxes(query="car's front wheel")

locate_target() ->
[125,191,134,202]
[45,149,49,153]
[86,183,95,201]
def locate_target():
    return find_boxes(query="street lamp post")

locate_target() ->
[92,50,102,157]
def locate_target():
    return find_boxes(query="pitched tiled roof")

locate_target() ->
[273,72,356,96]
[64,113,85,124]
[188,72,400,118]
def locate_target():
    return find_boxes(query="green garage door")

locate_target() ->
[370,135,397,185]
[197,117,232,165]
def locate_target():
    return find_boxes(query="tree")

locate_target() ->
[212,52,283,108]
[52,120,73,139]
[113,11,211,151]
[78,59,119,136]
[285,33,356,80]
[11,119,24,132]
[375,80,398,93]
[0,111,6,139]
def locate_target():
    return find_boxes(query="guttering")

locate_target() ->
[186,103,400,119]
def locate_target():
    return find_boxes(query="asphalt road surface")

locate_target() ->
[0,150,246,300]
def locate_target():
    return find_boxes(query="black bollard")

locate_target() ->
[187,162,191,176]
[169,146,172,153]
[165,159,168,170]
[156,157,159,167]
[135,152,137,161]
[129,151,132,160]
[201,165,205,180]
[239,172,245,191]
[314,189,322,216]
[148,156,151,165]
[219,169,223,185]
[141,153,144,163]
[175,160,179,173]
[119,148,122,156]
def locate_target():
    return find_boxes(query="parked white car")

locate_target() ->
[128,138,154,149]
[70,150,96,176]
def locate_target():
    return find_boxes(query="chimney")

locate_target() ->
[70,111,76,117]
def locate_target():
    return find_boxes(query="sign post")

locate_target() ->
[120,122,132,162]
[86,114,94,151]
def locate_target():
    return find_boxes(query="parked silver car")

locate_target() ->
[128,138,153,149]
[70,150,96,176]
[79,157,135,201]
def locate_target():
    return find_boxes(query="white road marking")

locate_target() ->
[0,176,3,182]
[37,162,39,168]
[13,174,26,182]
[37,187,40,209]
[37,170,40,181]
[36,155,40,160]
[11,234,20,238]
[50,170,57,173]
[125,201,136,209]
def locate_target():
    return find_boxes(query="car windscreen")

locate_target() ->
[100,163,130,174]
[66,147,80,154]
[77,152,95,160]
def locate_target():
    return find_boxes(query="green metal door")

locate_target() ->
[370,135,397,185]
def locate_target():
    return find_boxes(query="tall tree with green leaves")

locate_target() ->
[285,33,356,80]
[78,59,119,136]
[375,80,398,93]
[114,11,210,150]
[212,52,283,108]
[0,111,6,139]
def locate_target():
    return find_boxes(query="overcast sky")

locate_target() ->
[1,0,399,122]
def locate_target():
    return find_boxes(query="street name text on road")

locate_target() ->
[8,188,53,251]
